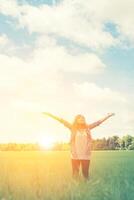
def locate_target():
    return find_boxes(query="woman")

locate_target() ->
[42,112,115,180]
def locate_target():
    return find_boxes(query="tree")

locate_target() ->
[122,135,133,149]
[128,141,134,150]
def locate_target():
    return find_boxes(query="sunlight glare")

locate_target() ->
[38,137,55,149]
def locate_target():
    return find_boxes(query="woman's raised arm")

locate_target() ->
[42,112,72,129]
[89,113,115,130]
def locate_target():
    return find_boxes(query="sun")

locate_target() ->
[38,137,55,150]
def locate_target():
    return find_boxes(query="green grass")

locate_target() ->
[0,151,134,200]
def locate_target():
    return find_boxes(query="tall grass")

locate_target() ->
[0,151,134,200]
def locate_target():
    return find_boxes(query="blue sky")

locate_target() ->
[0,0,134,143]
[0,14,37,45]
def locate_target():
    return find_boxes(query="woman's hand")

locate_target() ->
[107,113,115,118]
[42,112,52,116]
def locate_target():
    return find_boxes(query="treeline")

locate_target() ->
[0,143,40,151]
[0,135,134,151]
[53,135,134,151]
[92,135,134,150]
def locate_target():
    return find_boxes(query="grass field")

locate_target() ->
[0,151,134,200]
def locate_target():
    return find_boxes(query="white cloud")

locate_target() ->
[74,0,134,44]
[32,41,105,73]
[19,2,117,49]
[73,82,126,103]
[0,34,9,46]
[0,40,103,105]
[1,0,134,48]
[0,33,30,57]
[0,0,117,50]
[0,0,19,16]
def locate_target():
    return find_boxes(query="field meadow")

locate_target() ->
[0,151,134,200]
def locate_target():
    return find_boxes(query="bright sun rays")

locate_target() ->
[38,136,55,149]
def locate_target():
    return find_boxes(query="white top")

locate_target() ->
[71,130,92,160]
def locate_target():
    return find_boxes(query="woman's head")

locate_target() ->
[73,114,87,129]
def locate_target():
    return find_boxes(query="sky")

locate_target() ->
[0,0,134,144]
